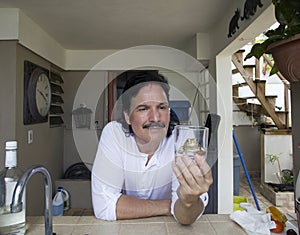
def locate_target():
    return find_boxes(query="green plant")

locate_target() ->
[266,153,293,185]
[281,169,294,185]
[245,0,300,75]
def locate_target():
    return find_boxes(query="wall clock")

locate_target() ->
[24,61,51,124]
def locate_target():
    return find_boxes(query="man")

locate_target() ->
[92,71,212,224]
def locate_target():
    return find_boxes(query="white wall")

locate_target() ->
[262,134,293,183]
[216,55,233,213]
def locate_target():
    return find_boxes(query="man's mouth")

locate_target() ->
[142,122,165,129]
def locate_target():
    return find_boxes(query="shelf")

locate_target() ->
[50,72,64,84]
[52,94,64,104]
[50,105,64,115]
[51,83,64,94]
[49,71,64,127]
[50,116,64,127]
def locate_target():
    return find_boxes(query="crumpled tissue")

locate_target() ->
[230,210,276,235]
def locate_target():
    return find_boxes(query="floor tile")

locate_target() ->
[239,176,295,214]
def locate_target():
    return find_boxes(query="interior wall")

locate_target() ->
[62,70,108,172]
[233,126,261,175]
[62,71,88,172]
[16,44,64,215]
[0,41,17,168]
[0,41,64,215]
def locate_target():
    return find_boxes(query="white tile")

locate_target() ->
[166,221,215,235]
[120,223,168,235]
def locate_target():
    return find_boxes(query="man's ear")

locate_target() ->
[124,111,131,125]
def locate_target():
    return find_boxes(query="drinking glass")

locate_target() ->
[174,125,209,160]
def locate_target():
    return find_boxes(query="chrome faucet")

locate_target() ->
[10,165,54,235]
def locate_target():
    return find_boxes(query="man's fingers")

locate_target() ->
[173,155,213,184]
[194,155,213,186]
[172,161,189,186]
[194,155,211,176]
[173,157,199,188]
[177,156,213,188]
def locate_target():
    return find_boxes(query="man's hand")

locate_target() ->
[172,155,213,224]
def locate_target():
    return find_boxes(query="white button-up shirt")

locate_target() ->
[92,121,208,220]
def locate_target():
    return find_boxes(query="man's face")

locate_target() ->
[124,83,170,145]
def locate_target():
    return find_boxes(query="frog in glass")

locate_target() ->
[177,138,205,157]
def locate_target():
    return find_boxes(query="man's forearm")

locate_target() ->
[173,198,204,225]
[116,195,171,220]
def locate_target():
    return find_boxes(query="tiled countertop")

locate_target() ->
[26,213,298,235]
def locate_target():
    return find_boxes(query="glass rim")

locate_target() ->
[174,125,209,131]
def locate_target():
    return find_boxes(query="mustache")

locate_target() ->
[142,122,166,129]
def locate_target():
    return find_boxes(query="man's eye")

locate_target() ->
[159,105,168,110]
[137,107,147,112]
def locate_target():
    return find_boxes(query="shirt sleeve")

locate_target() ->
[92,173,122,221]
[91,122,124,221]
[170,172,209,220]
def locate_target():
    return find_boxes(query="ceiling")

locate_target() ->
[0,0,232,50]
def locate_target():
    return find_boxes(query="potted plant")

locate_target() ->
[245,0,300,82]
[266,153,294,191]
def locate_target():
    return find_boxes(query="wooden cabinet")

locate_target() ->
[49,72,64,127]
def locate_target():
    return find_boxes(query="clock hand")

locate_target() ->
[37,89,48,102]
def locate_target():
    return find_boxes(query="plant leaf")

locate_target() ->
[286,25,300,37]
[244,43,266,60]
[245,0,300,65]
[274,0,300,26]
[269,64,279,76]
[265,25,285,38]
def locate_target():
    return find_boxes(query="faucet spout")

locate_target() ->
[10,165,53,235]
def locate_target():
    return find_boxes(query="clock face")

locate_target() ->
[35,73,51,116]
[27,69,52,121]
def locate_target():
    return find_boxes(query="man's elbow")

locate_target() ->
[93,209,116,221]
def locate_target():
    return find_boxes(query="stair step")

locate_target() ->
[232,82,248,88]
[232,65,256,75]
[233,97,248,104]
[233,49,246,66]
[253,79,266,84]
[243,105,264,114]
[243,95,277,108]
[233,98,265,115]
[232,80,267,97]
[232,80,266,87]
[276,111,288,124]
[241,95,277,99]
[262,128,292,135]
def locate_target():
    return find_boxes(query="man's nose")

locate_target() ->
[148,108,160,122]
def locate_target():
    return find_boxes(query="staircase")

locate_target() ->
[232,50,290,130]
